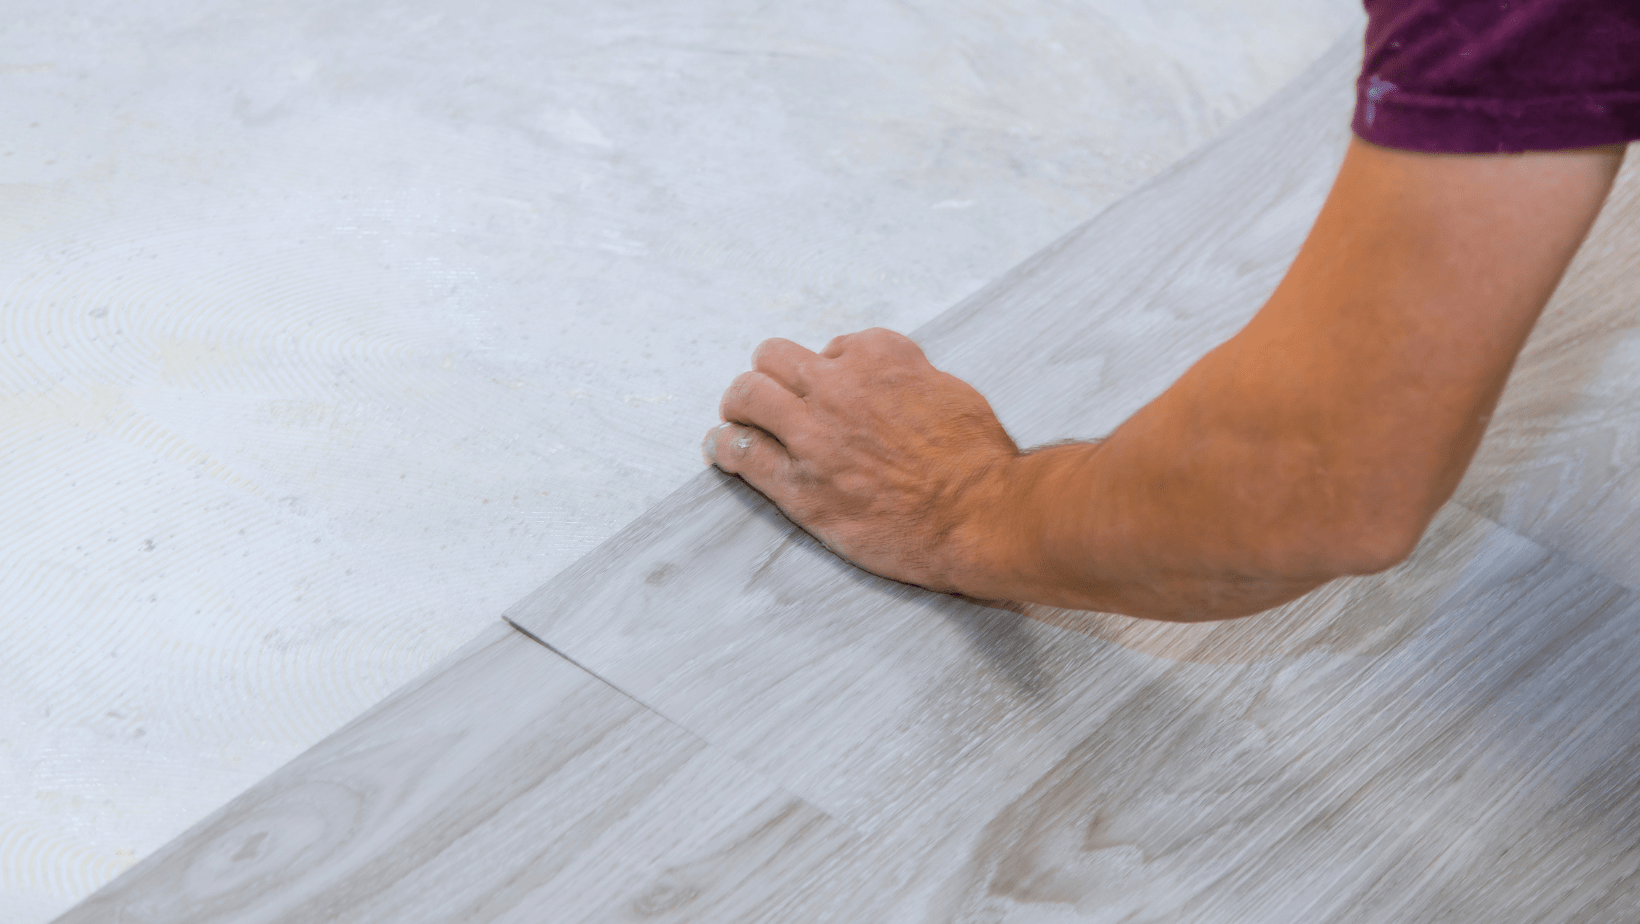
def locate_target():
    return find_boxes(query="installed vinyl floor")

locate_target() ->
[56,39,1640,923]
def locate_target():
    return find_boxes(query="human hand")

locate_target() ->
[703,328,1021,593]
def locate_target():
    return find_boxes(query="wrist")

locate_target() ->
[938,450,1045,600]
[939,441,1106,604]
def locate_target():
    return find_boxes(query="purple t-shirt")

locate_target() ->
[1353,0,1640,152]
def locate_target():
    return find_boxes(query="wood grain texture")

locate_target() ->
[505,490,1640,921]
[791,506,1640,922]
[54,622,854,923]
[1453,149,1640,591]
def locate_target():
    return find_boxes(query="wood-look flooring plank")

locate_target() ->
[54,622,855,923]
[511,487,1640,920]
[776,508,1640,922]
[1452,149,1640,591]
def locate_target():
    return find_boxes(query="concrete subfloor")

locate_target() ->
[0,1,1359,919]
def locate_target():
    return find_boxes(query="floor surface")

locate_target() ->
[0,1,1360,919]
[51,39,1640,920]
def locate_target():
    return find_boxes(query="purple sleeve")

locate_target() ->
[1354,0,1640,153]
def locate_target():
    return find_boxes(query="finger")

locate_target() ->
[750,338,819,395]
[702,422,795,491]
[720,370,808,443]
[819,327,920,360]
[819,332,852,358]
[857,327,925,360]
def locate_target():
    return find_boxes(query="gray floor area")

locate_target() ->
[49,43,1640,919]
[0,2,1358,919]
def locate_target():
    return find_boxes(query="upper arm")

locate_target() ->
[1213,137,1624,569]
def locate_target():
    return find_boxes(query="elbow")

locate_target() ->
[1260,450,1446,579]
[1257,485,1435,581]
[1320,515,1426,576]
[1309,476,1440,576]
[1318,470,1451,576]
[1129,510,1426,625]
[1218,517,1418,618]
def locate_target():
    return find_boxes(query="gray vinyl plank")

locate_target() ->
[781,507,1640,922]
[509,483,1640,921]
[1452,149,1640,591]
[53,622,854,923]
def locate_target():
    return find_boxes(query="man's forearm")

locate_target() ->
[963,448,1339,618]
[707,140,1621,623]
[945,140,1624,621]
[943,348,1369,620]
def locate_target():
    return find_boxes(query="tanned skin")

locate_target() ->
[705,137,1625,622]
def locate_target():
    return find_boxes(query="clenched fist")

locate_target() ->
[703,328,1021,595]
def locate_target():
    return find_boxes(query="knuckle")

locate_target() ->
[721,372,760,411]
[855,327,916,360]
[727,425,760,456]
[881,329,920,356]
[779,429,815,460]
[855,328,888,348]
[753,337,802,370]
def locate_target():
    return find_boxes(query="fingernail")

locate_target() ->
[703,423,733,463]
